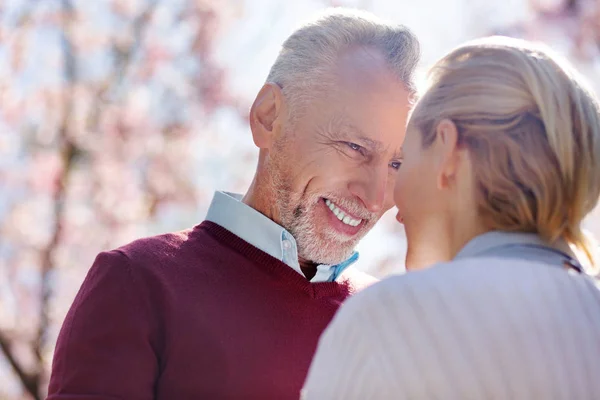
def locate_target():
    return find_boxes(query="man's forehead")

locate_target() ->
[334,46,393,87]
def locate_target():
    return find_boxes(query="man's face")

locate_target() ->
[269,48,411,265]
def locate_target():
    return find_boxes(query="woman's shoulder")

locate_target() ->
[363,257,508,290]
[330,257,600,365]
[351,256,598,310]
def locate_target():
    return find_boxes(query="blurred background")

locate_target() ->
[1,0,600,398]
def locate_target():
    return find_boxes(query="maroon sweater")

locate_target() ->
[47,221,375,399]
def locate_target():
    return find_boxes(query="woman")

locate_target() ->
[302,36,600,399]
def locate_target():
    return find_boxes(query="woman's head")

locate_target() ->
[396,36,600,271]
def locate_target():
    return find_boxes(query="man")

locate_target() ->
[47,8,419,400]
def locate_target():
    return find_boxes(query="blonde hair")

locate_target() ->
[266,8,420,120]
[410,36,600,271]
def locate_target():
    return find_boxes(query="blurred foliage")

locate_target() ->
[0,0,237,398]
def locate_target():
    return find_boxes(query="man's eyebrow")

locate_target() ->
[338,122,384,151]
[356,135,383,151]
[393,148,403,160]
[346,126,405,158]
[325,115,402,156]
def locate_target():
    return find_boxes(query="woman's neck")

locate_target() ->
[404,212,488,271]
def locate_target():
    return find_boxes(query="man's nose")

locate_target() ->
[348,165,390,213]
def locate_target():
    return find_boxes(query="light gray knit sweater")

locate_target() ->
[302,231,600,400]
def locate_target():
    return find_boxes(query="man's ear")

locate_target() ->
[249,83,285,149]
[434,118,461,190]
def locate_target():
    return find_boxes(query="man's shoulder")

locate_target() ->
[103,221,249,275]
[85,223,227,293]
[106,223,221,273]
[116,228,195,259]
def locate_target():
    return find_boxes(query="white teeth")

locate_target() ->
[324,199,363,227]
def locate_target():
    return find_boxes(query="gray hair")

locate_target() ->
[266,8,421,119]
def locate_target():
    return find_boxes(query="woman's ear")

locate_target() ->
[434,118,461,190]
[249,83,285,149]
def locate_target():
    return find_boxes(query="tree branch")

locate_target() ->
[0,2,67,399]
[30,1,78,398]
[86,0,160,150]
[98,0,160,103]
[0,331,38,400]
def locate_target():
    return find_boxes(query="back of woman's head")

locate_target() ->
[410,36,600,270]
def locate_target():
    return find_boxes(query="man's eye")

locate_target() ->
[346,142,362,152]
[390,161,402,170]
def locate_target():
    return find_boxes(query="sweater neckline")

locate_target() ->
[197,221,350,298]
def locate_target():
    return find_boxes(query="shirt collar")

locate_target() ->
[455,230,577,260]
[205,191,358,282]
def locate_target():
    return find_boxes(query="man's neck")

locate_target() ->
[244,174,318,281]
[242,174,279,222]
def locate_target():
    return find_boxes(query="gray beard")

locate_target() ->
[269,164,358,265]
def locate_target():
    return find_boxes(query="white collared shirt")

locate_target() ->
[205,191,358,282]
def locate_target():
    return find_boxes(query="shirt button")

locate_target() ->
[283,240,292,249]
